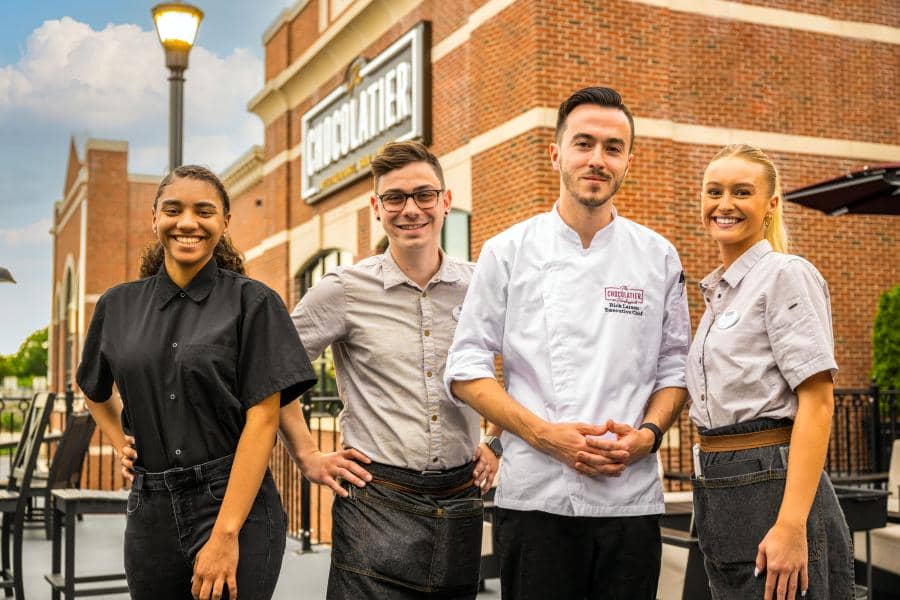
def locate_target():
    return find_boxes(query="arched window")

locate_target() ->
[294,249,353,397]
[62,269,76,389]
[441,209,470,260]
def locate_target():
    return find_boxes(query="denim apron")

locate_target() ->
[692,418,854,599]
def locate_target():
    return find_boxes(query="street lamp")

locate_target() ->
[151,2,204,171]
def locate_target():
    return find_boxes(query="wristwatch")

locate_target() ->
[639,422,663,454]
[481,435,503,458]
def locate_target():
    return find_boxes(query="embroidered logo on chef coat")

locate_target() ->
[452,305,462,321]
[603,286,646,317]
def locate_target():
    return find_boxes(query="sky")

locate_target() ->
[0,1,294,354]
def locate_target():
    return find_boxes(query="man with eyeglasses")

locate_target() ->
[280,141,499,599]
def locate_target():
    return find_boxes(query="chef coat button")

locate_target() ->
[424,330,431,337]
[426,370,433,378]
[172,342,178,348]
[179,292,186,298]
[432,457,439,463]
[431,414,438,421]
[701,394,705,403]
[170,393,176,400]
[175,449,182,456]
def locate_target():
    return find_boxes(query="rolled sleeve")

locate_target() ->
[76,293,114,402]
[654,248,691,392]
[290,272,347,362]
[238,288,317,409]
[444,241,509,406]
[765,259,838,390]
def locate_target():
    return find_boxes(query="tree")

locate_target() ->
[873,286,900,389]
[16,327,48,377]
[0,327,48,378]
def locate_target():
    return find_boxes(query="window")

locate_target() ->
[441,209,470,261]
[294,249,353,398]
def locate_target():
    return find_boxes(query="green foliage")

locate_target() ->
[873,286,900,389]
[0,327,48,380]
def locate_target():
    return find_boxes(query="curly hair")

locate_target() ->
[139,165,246,278]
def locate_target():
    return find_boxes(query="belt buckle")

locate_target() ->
[419,469,443,475]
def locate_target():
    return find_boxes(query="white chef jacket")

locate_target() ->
[445,205,690,517]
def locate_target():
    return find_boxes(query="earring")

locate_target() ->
[763,214,772,229]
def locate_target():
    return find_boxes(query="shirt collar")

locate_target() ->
[549,201,618,246]
[381,248,460,290]
[699,239,773,290]
[156,257,218,309]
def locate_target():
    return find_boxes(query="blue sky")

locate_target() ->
[0,1,292,354]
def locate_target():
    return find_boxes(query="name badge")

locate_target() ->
[717,310,740,330]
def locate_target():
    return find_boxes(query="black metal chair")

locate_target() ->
[33,413,96,540]
[0,392,56,599]
[44,413,128,598]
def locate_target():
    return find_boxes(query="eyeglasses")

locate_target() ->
[376,189,443,212]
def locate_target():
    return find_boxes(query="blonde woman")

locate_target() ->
[687,145,853,600]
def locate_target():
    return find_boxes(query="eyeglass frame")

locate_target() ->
[375,189,445,213]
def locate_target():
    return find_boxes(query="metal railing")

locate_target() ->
[8,384,891,545]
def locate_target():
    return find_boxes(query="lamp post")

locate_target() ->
[151,2,204,172]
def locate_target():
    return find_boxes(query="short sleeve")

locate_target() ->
[238,288,318,409]
[443,239,510,405]
[76,294,114,402]
[654,246,691,392]
[765,259,838,390]
[290,272,348,361]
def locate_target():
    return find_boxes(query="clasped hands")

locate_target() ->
[537,419,656,477]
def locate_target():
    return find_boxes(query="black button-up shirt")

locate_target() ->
[77,258,316,472]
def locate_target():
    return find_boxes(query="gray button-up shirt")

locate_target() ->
[687,240,838,430]
[291,250,480,471]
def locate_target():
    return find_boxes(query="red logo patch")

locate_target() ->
[604,286,644,304]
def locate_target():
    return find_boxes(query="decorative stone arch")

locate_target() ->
[293,248,354,301]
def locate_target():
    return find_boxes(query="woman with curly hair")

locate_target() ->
[77,165,316,599]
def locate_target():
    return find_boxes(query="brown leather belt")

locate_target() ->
[699,426,792,452]
[371,477,475,497]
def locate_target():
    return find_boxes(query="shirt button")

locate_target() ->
[170,393,176,400]
[172,342,178,348]
[179,292,186,298]
[426,370,432,378]
[431,414,438,421]
[424,330,431,337]
[432,457,438,463]
[174,449,182,456]
[700,394,705,403]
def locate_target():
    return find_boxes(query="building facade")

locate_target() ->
[240,0,900,388]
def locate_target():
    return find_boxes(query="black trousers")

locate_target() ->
[124,454,287,599]
[494,507,661,600]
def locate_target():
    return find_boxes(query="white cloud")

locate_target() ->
[0,17,263,173]
[0,218,52,246]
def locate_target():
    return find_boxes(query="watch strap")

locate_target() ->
[639,422,663,453]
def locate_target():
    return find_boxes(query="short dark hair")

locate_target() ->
[555,87,635,151]
[370,141,444,189]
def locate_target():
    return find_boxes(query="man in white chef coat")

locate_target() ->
[445,86,690,600]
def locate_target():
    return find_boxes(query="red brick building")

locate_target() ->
[49,139,159,392]
[239,0,899,389]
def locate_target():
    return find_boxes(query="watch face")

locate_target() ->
[489,438,503,457]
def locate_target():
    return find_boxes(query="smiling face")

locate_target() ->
[701,156,778,265]
[152,176,230,280]
[550,104,633,214]
[370,160,451,257]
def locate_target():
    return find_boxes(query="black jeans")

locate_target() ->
[328,461,483,599]
[124,454,287,600]
[493,508,662,600]
[693,418,854,600]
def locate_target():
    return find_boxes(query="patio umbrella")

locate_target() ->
[786,164,900,216]
[0,267,15,283]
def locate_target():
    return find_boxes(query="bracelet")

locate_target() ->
[639,422,663,454]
